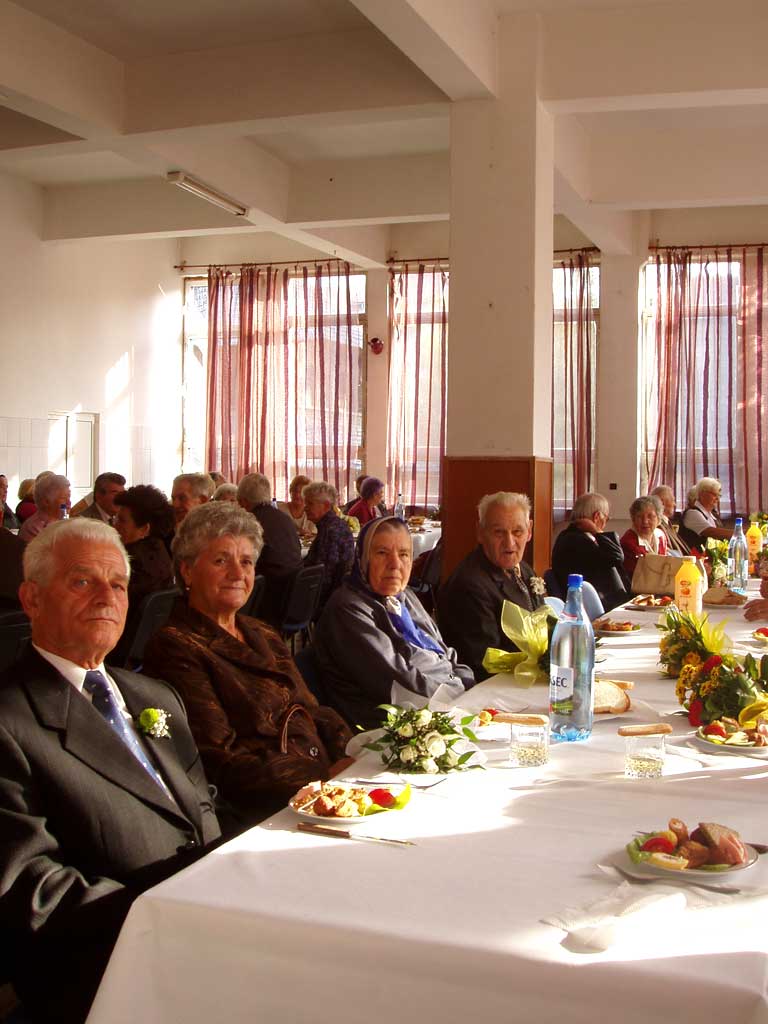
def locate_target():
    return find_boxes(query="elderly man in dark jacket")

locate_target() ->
[437,492,545,681]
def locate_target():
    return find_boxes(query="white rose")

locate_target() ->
[397,723,414,738]
[419,757,439,773]
[424,732,446,757]
[415,709,433,727]
[443,747,459,767]
[398,746,417,765]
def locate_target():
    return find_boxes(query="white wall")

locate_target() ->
[0,170,184,498]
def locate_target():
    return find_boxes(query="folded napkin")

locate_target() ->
[544,869,737,953]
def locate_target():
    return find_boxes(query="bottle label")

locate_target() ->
[550,665,574,714]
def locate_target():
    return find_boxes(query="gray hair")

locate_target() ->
[33,473,69,508]
[23,518,130,585]
[237,472,271,508]
[477,491,531,528]
[629,495,661,520]
[651,484,674,503]
[303,481,337,506]
[173,472,215,501]
[212,483,238,501]
[695,477,722,501]
[571,492,610,521]
[172,501,264,577]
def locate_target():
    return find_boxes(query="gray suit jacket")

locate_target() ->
[0,647,221,1021]
[77,501,111,523]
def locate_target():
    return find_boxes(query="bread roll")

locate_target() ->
[594,678,632,714]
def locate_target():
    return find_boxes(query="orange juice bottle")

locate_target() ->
[746,521,763,575]
[674,556,702,615]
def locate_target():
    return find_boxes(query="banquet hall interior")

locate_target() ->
[2,0,768,1020]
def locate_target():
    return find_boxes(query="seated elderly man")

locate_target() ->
[551,492,630,611]
[650,484,691,555]
[18,472,70,543]
[303,481,355,614]
[0,519,220,1023]
[76,471,126,525]
[437,492,544,680]
[171,472,214,528]
[238,472,302,624]
[680,477,733,549]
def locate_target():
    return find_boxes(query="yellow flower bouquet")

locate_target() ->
[656,606,731,678]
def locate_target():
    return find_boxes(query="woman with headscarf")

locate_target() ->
[314,516,475,729]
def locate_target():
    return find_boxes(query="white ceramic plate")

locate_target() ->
[618,844,758,880]
[288,781,404,823]
[691,731,768,759]
[627,597,674,612]
[594,625,642,638]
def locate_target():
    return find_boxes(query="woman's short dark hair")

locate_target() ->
[114,485,175,537]
[360,476,384,501]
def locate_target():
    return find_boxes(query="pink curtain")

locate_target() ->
[551,251,598,517]
[387,262,448,508]
[206,262,363,498]
[642,247,767,515]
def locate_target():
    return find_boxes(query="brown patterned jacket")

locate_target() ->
[143,599,352,824]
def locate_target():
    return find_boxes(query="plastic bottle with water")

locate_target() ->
[393,493,405,520]
[58,503,69,520]
[727,518,749,592]
[549,573,595,742]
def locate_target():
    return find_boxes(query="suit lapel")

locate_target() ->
[115,669,204,835]
[21,648,193,827]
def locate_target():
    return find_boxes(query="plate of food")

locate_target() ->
[623,818,758,878]
[289,780,411,823]
[628,594,674,610]
[593,617,642,637]
[690,717,768,757]
[750,627,768,645]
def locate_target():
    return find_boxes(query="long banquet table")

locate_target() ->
[87,586,768,1024]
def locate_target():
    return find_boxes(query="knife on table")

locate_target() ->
[297,821,415,847]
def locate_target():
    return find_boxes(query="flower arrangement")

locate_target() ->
[137,707,171,739]
[676,652,768,726]
[363,705,482,773]
[656,607,730,678]
[704,538,729,585]
[482,601,559,686]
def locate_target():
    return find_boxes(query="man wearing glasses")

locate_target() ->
[680,477,733,548]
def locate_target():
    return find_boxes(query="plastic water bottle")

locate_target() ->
[549,574,595,742]
[58,503,69,520]
[393,493,405,520]
[727,518,749,592]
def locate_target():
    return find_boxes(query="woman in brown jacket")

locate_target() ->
[142,501,352,831]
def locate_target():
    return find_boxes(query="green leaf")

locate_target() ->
[456,751,474,765]
[461,727,479,742]
[459,714,476,726]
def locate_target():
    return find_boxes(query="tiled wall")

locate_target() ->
[0,417,51,492]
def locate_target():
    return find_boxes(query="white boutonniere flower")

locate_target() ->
[529,576,547,596]
[137,707,171,739]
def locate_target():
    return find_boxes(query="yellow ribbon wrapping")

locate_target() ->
[481,601,555,687]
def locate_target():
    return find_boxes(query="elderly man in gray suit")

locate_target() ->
[0,518,220,1022]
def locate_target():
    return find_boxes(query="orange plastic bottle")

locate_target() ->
[746,522,763,575]
[674,556,702,615]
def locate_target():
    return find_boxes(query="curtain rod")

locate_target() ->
[386,256,449,265]
[174,257,349,271]
[553,246,600,255]
[649,242,768,252]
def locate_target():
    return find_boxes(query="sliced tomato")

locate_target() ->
[368,788,395,808]
[640,835,676,855]
[756,627,768,637]
[703,722,727,739]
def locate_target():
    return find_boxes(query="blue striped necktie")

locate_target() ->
[83,670,168,793]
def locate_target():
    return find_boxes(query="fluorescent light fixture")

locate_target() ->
[167,171,247,217]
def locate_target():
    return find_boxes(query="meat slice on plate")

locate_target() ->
[698,822,748,865]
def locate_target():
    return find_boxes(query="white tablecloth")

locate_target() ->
[87,586,768,1024]
[409,524,441,559]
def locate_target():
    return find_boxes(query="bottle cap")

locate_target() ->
[567,573,583,588]
[735,517,743,526]
[683,555,695,562]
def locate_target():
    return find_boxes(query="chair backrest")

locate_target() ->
[0,611,31,673]
[292,645,328,704]
[123,588,180,669]
[240,575,266,619]
[280,565,325,634]
[543,595,564,616]
[580,580,605,619]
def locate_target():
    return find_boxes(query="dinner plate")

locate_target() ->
[690,731,768,759]
[750,631,768,645]
[627,597,674,612]
[617,844,758,881]
[594,625,642,638]
[288,781,405,823]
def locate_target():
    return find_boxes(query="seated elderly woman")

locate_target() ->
[551,492,630,611]
[18,473,70,543]
[303,481,355,614]
[314,516,475,730]
[113,485,175,605]
[347,476,385,527]
[277,474,317,539]
[680,477,733,549]
[620,495,669,578]
[142,502,351,829]
[212,482,238,503]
